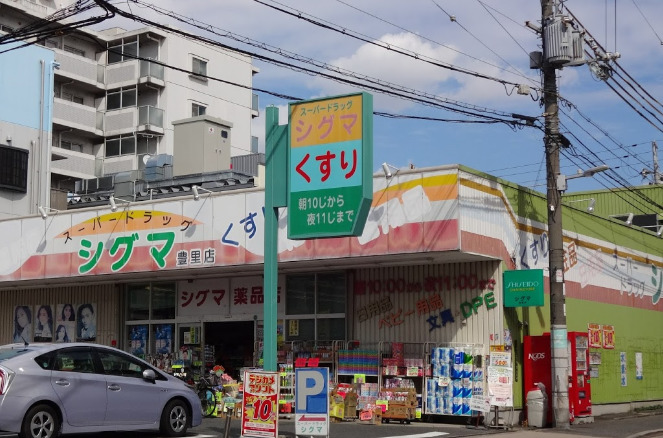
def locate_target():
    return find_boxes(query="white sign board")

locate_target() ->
[469,395,491,413]
[487,365,513,407]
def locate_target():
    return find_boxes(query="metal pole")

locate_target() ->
[542,0,570,428]
[263,107,280,372]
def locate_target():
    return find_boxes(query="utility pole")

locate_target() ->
[541,0,570,428]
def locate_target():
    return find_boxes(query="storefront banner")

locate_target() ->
[241,370,279,438]
[0,170,460,283]
[177,275,285,318]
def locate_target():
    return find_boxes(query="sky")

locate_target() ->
[89,0,663,194]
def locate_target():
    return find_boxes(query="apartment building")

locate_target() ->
[0,0,259,211]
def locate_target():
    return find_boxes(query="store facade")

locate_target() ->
[1,165,661,417]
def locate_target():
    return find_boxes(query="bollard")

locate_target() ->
[223,406,234,438]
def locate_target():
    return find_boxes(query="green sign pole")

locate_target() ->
[263,107,287,372]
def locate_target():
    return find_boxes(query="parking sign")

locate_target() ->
[295,368,329,436]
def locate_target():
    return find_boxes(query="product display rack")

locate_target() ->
[278,356,294,419]
[423,343,484,417]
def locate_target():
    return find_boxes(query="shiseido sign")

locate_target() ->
[503,269,544,307]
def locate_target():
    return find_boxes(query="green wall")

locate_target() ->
[520,296,663,404]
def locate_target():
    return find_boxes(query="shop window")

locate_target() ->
[286,274,315,315]
[127,284,150,321]
[316,318,345,341]
[152,324,174,355]
[151,283,176,320]
[317,272,346,314]
[285,319,314,342]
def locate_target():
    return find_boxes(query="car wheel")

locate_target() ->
[160,399,189,437]
[20,404,60,438]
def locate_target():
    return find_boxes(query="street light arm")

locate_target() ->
[566,165,609,180]
[557,165,609,191]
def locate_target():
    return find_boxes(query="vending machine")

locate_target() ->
[567,331,592,422]
[523,334,552,426]
[523,332,593,425]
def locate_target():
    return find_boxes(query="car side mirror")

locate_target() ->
[143,369,157,383]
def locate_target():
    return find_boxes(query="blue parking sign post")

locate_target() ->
[295,368,329,436]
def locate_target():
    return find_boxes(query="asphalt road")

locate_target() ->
[1,411,661,438]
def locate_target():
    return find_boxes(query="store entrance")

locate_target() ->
[204,321,254,380]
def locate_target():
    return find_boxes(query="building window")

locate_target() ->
[107,87,137,110]
[105,135,136,157]
[191,103,206,117]
[59,141,82,152]
[0,144,28,193]
[61,92,84,105]
[191,56,207,78]
[108,40,138,64]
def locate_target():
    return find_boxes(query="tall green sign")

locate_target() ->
[288,92,373,239]
[503,269,544,307]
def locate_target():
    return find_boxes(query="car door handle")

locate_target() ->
[108,384,121,391]
[55,379,70,387]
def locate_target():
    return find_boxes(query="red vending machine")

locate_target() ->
[523,334,552,426]
[567,331,592,422]
[523,333,593,425]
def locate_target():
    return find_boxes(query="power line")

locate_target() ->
[631,0,663,45]
[102,0,528,126]
[250,0,527,90]
[332,0,536,84]
[431,0,530,83]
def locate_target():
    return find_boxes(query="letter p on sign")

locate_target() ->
[295,368,329,414]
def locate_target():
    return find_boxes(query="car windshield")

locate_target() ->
[0,347,32,361]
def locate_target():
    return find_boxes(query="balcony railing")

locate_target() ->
[50,148,97,180]
[138,105,164,127]
[54,50,104,87]
[53,98,103,134]
[105,105,164,135]
[140,60,164,81]
[107,59,165,88]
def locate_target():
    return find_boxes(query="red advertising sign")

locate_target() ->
[588,323,602,348]
[241,370,279,438]
[602,325,615,349]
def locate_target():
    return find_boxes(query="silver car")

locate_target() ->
[0,342,202,438]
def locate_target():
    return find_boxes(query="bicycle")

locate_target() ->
[196,375,218,418]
